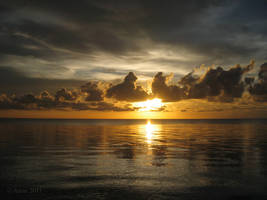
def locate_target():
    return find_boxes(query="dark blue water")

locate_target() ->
[0,119,267,199]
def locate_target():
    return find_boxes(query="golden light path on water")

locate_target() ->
[146,120,153,144]
[144,120,161,144]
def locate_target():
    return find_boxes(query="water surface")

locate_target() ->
[0,119,267,199]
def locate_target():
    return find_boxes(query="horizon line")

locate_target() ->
[0,117,267,120]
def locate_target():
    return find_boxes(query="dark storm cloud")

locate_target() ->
[0,0,140,59]
[140,0,223,33]
[106,72,149,101]
[152,72,185,102]
[151,61,255,102]
[81,82,104,101]
[106,61,258,103]
[0,91,134,111]
[249,63,267,102]
[185,61,255,102]
[55,88,78,101]
[3,0,111,24]
[0,67,86,95]
[140,0,267,63]
[1,0,266,66]
[0,29,48,59]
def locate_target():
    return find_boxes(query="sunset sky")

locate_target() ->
[0,0,267,119]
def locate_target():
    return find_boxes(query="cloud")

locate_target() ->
[106,72,149,101]
[249,63,267,101]
[85,102,134,111]
[185,61,254,101]
[151,61,255,102]
[0,67,86,95]
[0,90,134,111]
[0,94,23,109]
[55,88,78,101]
[81,82,104,101]
[1,1,267,83]
[105,61,256,103]
[152,72,185,102]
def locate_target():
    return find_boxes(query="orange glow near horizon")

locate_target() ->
[1,107,267,119]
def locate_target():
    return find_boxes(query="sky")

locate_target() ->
[0,0,267,119]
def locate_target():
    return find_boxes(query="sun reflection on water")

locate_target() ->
[144,120,161,144]
[146,120,153,144]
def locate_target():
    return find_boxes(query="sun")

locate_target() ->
[133,98,164,111]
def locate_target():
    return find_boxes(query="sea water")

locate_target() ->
[0,119,267,199]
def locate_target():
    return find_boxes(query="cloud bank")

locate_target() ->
[0,62,266,112]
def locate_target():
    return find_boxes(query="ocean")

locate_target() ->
[0,118,267,200]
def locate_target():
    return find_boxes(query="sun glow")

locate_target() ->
[133,98,164,112]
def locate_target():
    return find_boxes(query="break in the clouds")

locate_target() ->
[0,0,267,86]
